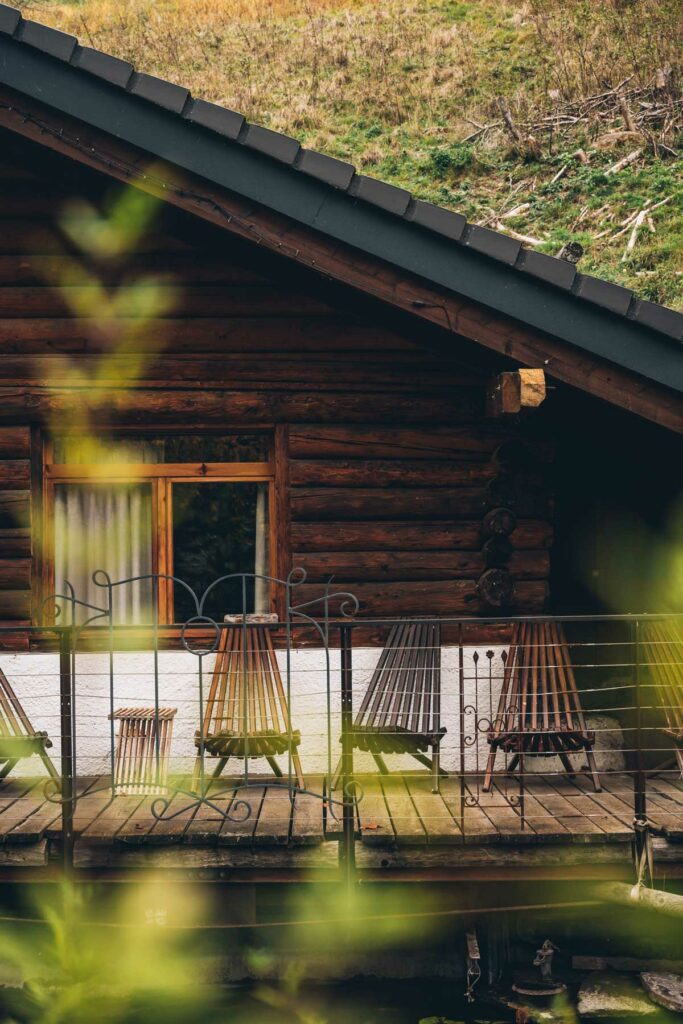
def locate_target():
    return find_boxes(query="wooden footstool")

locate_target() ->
[109,707,177,794]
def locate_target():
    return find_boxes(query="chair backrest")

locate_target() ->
[0,667,37,740]
[641,620,683,737]
[202,624,290,738]
[356,621,441,734]
[493,621,589,736]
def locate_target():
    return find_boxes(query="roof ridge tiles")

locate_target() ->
[0,0,681,346]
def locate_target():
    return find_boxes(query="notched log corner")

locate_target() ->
[487,368,546,417]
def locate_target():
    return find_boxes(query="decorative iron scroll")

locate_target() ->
[46,569,359,825]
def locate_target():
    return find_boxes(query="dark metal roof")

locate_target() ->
[0,1,682,395]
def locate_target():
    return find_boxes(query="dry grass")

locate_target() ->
[21,0,683,308]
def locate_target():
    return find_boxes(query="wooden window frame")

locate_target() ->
[42,436,277,625]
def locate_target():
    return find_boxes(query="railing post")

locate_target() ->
[339,623,356,891]
[59,626,75,873]
[458,624,466,835]
[633,619,647,832]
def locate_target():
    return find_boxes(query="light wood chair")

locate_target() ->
[110,706,177,794]
[483,621,600,792]
[193,620,304,790]
[0,666,59,783]
[334,621,445,792]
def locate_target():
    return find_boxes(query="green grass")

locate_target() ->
[24,0,683,308]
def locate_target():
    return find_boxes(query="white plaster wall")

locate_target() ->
[2,645,620,780]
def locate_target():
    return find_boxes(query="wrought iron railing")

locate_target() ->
[0,571,680,878]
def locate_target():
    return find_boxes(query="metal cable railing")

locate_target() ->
[0,586,681,874]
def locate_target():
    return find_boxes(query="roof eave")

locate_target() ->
[0,32,681,396]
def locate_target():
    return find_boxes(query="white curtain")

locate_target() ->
[253,483,269,614]
[54,484,153,624]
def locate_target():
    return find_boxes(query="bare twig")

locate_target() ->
[497,95,522,143]
[622,209,646,261]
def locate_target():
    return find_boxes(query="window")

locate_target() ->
[45,434,273,624]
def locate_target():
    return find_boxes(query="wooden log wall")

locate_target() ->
[0,426,32,622]
[0,138,553,625]
[289,426,552,615]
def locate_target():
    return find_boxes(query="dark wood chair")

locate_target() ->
[334,620,445,792]
[483,621,600,792]
[0,666,59,783]
[641,619,683,777]
[192,620,304,790]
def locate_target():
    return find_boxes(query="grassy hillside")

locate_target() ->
[22,0,683,308]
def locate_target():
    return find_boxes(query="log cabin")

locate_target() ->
[0,2,680,882]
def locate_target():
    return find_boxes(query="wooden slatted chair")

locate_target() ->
[483,621,600,792]
[641,620,683,777]
[334,621,445,792]
[0,665,59,783]
[109,707,177,794]
[192,620,304,790]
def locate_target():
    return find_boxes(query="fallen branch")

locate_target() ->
[622,209,646,260]
[549,163,568,185]
[618,94,637,134]
[497,95,522,142]
[494,222,543,246]
[460,121,499,144]
[606,194,672,241]
[500,203,531,220]
[605,148,643,174]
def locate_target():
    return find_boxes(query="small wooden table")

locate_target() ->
[109,707,177,794]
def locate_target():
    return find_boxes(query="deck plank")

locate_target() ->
[568,774,636,829]
[640,780,683,839]
[476,782,538,842]
[58,778,116,839]
[380,775,426,845]
[218,786,265,845]
[147,790,200,843]
[184,783,234,845]
[116,793,164,844]
[9,777,99,844]
[357,778,393,845]
[403,774,461,844]
[525,777,604,841]
[253,784,293,845]
[291,777,325,845]
[0,779,42,837]
[439,777,500,844]
[80,794,146,843]
[518,788,571,842]
[545,776,631,841]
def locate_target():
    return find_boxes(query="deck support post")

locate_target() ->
[633,619,648,867]
[59,626,75,873]
[339,624,356,893]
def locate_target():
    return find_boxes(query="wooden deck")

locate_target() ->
[1,772,682,874]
